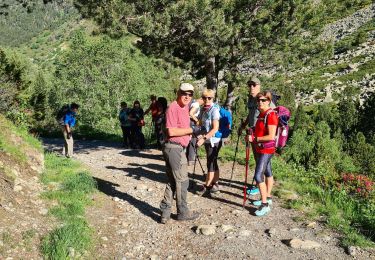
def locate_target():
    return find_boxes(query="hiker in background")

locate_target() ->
[186,97,204,165]
[144,95,159,142]
[60,103,80,158]
[196,89,221,197]
[154,97,168,149]
[246,91,278,216]
[128,100,145,149]
[119,102,131,148]
[239,76,275,195]
[160,83,200,224]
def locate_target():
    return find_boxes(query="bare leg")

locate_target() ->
[205,171,215,186]
[265,176,274,197]
[258,182,268,203]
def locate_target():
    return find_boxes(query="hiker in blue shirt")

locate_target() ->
[61,103,80,158]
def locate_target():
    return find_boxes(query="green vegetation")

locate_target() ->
[41,153,96,259]
[0,0,78,47]
[273,156,374,247]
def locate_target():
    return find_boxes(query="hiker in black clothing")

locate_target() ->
[119,102,131,148]
[128,100,145,149]
[154,97,168,149]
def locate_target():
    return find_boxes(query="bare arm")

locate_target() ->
[205,119,219,139]
[256,125,277,142]
[167,127,193,137]
[189,107,199,123]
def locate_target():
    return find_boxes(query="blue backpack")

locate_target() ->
[215,106,232,139]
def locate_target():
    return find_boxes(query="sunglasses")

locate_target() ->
[181,92,193,97]
[202,96,213,100]
[257,98,269,103]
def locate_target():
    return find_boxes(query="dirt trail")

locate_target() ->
[43,139,372,259]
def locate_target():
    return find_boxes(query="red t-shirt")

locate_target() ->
[150,102,159,120]
[255,108,278,154]
[166,101,191,147]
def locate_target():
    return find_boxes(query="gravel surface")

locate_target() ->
[43,138,374,259]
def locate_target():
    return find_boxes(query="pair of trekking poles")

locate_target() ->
[190,124,257,207]
[230,126,258,207]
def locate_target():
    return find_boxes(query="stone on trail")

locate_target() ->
[305,221,317,229]
[286,238,321,249]
[238,230,252,237]
[38,208,48,215]
[196,225,216,236]
[135,184,148,191]
[113,197,120,202]
[266,228,277,237]
[220,224,235,233]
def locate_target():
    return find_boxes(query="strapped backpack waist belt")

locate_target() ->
[256,140,276,149]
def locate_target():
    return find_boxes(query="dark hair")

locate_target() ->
[70,102,80,110]
[256,91,273,101]
[120,102,127,107]
[134,100,140,106]
[150,95,157,100]
[157,97,168,112]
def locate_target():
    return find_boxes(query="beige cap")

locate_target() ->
[179,83,194,92]
[247,77,261,85]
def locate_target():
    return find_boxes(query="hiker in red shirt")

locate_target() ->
[145,95,160,143]
[159,83,200,224]
[246,91,278,216]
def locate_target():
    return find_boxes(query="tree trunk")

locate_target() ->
[224,80,237,111]
[205,56,217,91]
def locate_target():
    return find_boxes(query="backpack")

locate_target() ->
[56,104,70,126]
[264,106,291,148]
[215,106,232,139]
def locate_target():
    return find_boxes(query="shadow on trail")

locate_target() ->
[127,162,165,173]
[93,177,160,222]
[120,149,164,161]
[106,165,168,184]
[42,138,126,154]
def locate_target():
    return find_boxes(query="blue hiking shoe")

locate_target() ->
[252,198,272,206]
[247,187,260,196]
[255,204,271,216]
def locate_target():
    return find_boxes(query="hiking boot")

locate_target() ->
[160,216,169,224]
[247,186,260,196]
[255,204,271,216]
[160,210,171,224]
[210,182,220,193]
[252,198,272,206]
[177,211,200,221]
[196,185,210,196]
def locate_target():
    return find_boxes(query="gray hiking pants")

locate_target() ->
[62,127,73,158]
[160,142,189,216]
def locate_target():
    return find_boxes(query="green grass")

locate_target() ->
[41,153,97,259]
[272,155,375,247]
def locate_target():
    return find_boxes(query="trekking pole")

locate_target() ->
[194,144,206,175]
[243,128,252,208]
[229,119,243,187]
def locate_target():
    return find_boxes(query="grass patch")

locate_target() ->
[272,156,375,247]
[41,152,97,259]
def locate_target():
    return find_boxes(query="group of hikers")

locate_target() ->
[58,76,286,223]
[119,96,169,149]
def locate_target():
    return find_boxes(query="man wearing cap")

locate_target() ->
[239,77,275,195]
[159,82,200,224]
[239,76,275,136]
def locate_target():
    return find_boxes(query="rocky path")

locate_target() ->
[43,139,373,260]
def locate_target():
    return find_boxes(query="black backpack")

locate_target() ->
[56,104,69,126]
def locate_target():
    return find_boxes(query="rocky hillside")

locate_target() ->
[0,115,52,259]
